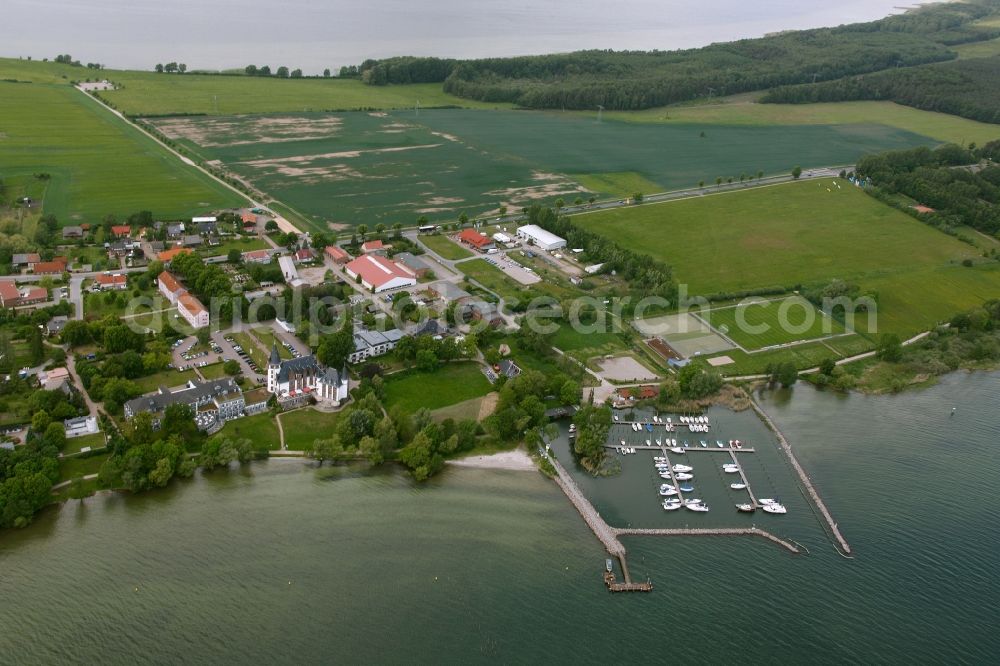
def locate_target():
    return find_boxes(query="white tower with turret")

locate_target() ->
[266,343,281,394]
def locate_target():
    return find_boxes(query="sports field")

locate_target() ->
[0,81,242,223]
[152,107,935,230]
[704,296,846,350]
[575,181,981,296]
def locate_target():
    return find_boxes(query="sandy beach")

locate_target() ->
[447,448,536,472]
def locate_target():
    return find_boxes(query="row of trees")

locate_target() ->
[242,65,303,78]
[762,54,1000,124]
[154,62,187,73]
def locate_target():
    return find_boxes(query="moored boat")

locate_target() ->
[686,503,710,513]
[674,472,694,481]
[730,482,747,490]
[678,484,694,493]
[671,464,693,472]
[761,503,787,514]
[736,504,755,513]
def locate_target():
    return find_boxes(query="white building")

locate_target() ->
[344,255,417,293]
[349,328,405,364]
[158,271,184,304]
[178,291,209,329]
[516,225,566,251]
[266,345,348,408]
[492,231,512,244]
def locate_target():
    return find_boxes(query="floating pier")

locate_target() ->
[729,450,759,508]
[750,397,852,556]
[606,444,755,453]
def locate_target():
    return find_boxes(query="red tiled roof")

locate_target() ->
[242,249,270,260]
[0,281,20,303]
[23,286,47,301]
[178,291,206,316]
[31,261,66,274]
[458,229,493,248]
[158,247,193,262]
[111,225,132,236]
[159,271,183,293]
[96,273,126,287]
[346,254,416,288]
[361,240,384,252]
[325,245,350,261]
[241,213,256,224]
[295,248,314,260]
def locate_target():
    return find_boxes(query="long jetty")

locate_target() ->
[613,527,800,554]
[750,397,853,556]
[729,450,759,508]
[547,456,652,592]
[606,444,756,453]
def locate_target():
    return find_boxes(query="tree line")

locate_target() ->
[856,142,1000,235]
[355,1,998,110]
[761,54,1000,124]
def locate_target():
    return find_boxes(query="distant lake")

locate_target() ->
[6,0,934,74]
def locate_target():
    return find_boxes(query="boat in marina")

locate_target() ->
[674,472,694,481]
[646,439,652,446]
[759,498,778,505]
[662,499,682,511]
[735,440,743,449]
[656,438,662,446]
[736,504,755,513]
[722,465,740,474]
[761,503,787,514]
[645,423,653,432]
[730,482,747,490]
[678,484,694,493]
[606,558,613,572]
[686,503,710,512]
[683,498,702,505]
[613,415,619,422]
[670,447,684,454]
[671,464,692,472]
[699,441,707,448]
[716,441,724,448]
[659,486,678,496]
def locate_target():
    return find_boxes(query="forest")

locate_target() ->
[357,1,1000,110]
[856,142,1000,236]
[761,55,1000,124]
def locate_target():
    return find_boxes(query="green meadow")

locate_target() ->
[383,362,493,413]
[0,81,242,223]
[705,296,846,350]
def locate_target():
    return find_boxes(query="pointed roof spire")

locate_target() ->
[269,343,281,366]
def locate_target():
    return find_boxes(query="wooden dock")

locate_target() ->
[729,450,759,508]
[613,527,801,554]
[606,444,756,453]
[750,398,852,556]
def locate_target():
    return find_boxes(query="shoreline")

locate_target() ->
[446,448,536,472]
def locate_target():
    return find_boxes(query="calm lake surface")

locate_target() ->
[6,0,933,72]
[1,371,998,663]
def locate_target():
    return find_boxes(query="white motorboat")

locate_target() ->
[736,504,755,513]
[722,465,740,474]
[730,482,747,490]
[620,440,626,446]
[699,441,707,448]
[613,415,619,421]
[758,498,778,505]
[645,439,652,446]
[659,487,678,497]
[674,472,694,481]
[686,503,710,513]
[683,498,703,505]
[761,503,787,514]
[656,438,662,446]
[662,500,682,511]
[659,473,672,480]
[672,464,693,472]
[670,447,684,454]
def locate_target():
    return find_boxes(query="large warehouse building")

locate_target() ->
[516,225,566,251]
[345,254,417,292]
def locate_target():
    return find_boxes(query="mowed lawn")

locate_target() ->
[207,412,281,450]
[575,181,980,295]
[418,233,473,260]
[279,408,341,451]
[705,296,846,350]
[383,362,493,412]
[0,81,243,223]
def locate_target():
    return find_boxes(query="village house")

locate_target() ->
[110,225,132,238]
[242,249,272,264]
[157,247,193,264]
[393,252,432,278]
[94,273,128,291]
[294,248,315,264]
[11,253,40,269]
[46,315,69,337]
[324,245,351,265]
[62,226,84,239]
[29,259,67,275]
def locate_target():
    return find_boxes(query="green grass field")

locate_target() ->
[0,57,508,115]
[0,81,243,224]
[207,411,281,450]
[146,107,935,230]
[575,181,980,295]
[132,368,200,394]
[383,362,493,412]
[705,296,846,350]
[604,100,1000,146]
[198,363,229,380]
[954,37,1000,59]
[279,408,341,451]
[252,328,292,359]
[418,234,473,260]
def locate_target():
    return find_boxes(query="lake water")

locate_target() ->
[1,371,998,663]
[5,0,933,73]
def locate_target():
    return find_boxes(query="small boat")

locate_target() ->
[670,447,684,454]
[671,464,692,472]
[645,424,653,432]
[655,438,662,446]
[662,500,682,511]
[683,498,702,505]
[659,473,672,480]
[716,440,724,448]
[678,484,694,493]
[761,503,787,515]
[699,441,707,448]
[666,417,672,424]
[736,504,755,513]
[722,465,740,474]
[569,424,576,432]
[606,558,613,572]
[730,482,747,490]
[758,498,778,505]
[645,439,652,446]
[735,440,743,449]
[674,472,694,481]
[682,441,689,448]
[659,487,678,496]
[653,415,660,423]
[686,503,710,513]
[613,415,619,422]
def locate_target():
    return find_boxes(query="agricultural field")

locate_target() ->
[383,362,493,413]
[145,107,935,231]
[575,181,981,296]
[704,296,847,350]
[605,99,1000,146]
[0,81,243,224]
[417,233,473,260]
